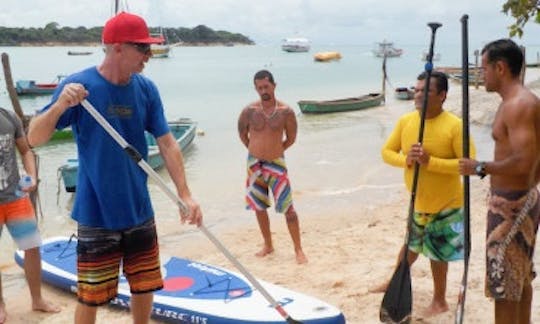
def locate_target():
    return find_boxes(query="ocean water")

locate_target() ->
[0,43,538,256]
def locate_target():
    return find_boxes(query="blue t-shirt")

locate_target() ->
[40,67,169,230]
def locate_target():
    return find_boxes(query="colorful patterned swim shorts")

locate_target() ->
[245,155,294,213]
[409,208,464,262]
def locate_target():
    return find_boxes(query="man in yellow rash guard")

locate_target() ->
[370,71,476,318]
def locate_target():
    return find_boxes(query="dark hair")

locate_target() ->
[253,70,275,85]
[481,39,523,77]
[417,70,448,93]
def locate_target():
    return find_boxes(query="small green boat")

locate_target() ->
[50,128,73,141]
[297,93,384,114]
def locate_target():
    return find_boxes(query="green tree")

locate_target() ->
[503,0,540,37]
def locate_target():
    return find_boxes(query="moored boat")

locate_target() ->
[281,38,310,53]
[394,87,415,100]
[59,119,197,192]
[372,40,403,58]
[67,50,93,56]
[15,76,63,96]
[297,93,384,114]
[313,51,341,62]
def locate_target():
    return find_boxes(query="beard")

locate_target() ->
[261,94,271,101]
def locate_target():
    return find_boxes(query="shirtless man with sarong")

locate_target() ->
[460,38,540,324]
[237,70,307,264]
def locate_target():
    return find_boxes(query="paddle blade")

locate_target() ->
[379,260,412,323]
[286,318,303,324]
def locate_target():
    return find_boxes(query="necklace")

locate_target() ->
[260,101,278,119]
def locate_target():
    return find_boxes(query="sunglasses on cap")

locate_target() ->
[126,42,151,55]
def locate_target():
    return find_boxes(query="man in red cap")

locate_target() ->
[28,12,203,324]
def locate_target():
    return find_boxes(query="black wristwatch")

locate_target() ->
[475,161,487,179]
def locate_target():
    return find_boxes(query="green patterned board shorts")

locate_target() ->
[408,208,464,262]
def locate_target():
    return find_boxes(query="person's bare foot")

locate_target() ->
[255,246,274,257]
[421,300,449,318]
[295,250,308,264]
[32,298,61,314]
[368,280,389,293]
[0,301,6,324]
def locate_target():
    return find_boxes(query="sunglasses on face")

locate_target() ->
[126,42,151,55]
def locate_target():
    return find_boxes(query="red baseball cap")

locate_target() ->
[102,12,164,44]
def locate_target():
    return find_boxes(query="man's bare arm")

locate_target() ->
[238,108,250,148]
[282,108,297,150]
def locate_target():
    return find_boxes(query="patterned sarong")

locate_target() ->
[245,155,293,213]
[485,188,540,301]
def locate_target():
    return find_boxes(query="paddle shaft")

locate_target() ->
[404,21,442,264]
[80,99,302,324]
[455,14,471,324]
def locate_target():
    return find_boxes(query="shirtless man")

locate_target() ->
[237,70,307,264]
[459,38,540,324]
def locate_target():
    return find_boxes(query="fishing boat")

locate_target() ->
[313,51,342,62]
[59,119,197,192]
[67,50,93,56]
[15,75,63,96]
[281,38,310,53]
[372,40,403,58]
[394,87,415,100]
[297,93,384,114]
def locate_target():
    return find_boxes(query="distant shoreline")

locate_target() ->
[1,42,253,47]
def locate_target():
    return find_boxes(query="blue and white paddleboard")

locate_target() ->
[15,236,345,323]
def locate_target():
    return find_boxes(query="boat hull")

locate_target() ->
[314,51,341,62]
[298,93,384,113]
[394,87,414,100]
[281,38,310,53]
[15,80,57,96]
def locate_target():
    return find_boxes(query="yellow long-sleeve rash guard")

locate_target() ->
[381,110,476,213]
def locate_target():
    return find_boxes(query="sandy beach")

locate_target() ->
[2,74,540,324]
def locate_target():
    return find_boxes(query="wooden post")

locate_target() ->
[473,49,480,89]
[1,53,28,128]
[382,53,387,105]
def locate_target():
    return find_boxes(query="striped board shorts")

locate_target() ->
[76,218,163,306]
[245,155,294,213]
[0,196,41,250]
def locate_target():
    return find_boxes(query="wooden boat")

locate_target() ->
[313,51,341,62]
[281,38,310,52]
[394,87,415,100]
[59,119,197,192]
[297,93,384,114]
[372,40,403,58]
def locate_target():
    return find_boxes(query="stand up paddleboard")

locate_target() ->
[15,236,345,323]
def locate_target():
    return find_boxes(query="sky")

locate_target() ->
[0,0,538,47]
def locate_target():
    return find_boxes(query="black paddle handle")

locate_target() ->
[455,13,471,324]
[405,22,442,246]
